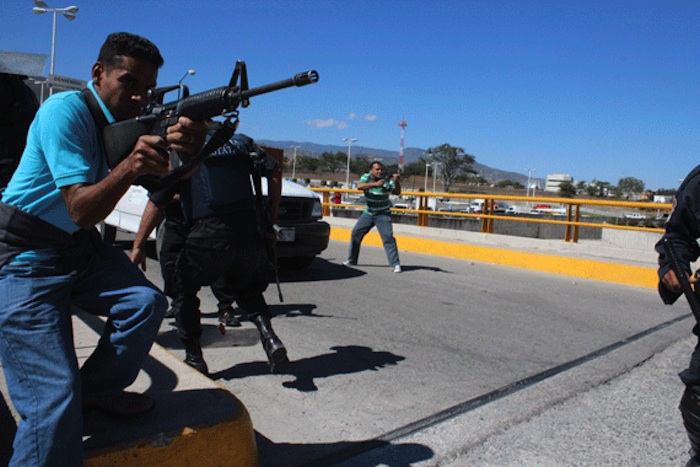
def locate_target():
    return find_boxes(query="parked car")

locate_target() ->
[505,205,528,214]
[624,212,647,220]
[100,179,330,270]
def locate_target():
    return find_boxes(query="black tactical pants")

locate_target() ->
[159,216,234,310]
[172,214,271,343]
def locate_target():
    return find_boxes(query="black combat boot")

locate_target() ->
[218,306,241,327]
[251,315,289,374]
[183,338,209,376]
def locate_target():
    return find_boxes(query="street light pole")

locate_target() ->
[32,1,79,96]
[178,69,196,98]
[424,163,430,192]
[291,145,300,179]
[524,167,536,197]
[432,161,441,193]
[343,137,358,195]
[524,167,536,205]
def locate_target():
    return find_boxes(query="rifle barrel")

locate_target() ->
[236,70,319,100]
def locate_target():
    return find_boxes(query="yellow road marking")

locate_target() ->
[330,227,657,289]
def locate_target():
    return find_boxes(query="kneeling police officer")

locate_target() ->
[132,123,289,375]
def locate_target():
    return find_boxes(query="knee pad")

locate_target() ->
[680,386,700,455]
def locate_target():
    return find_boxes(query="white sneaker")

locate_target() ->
[393,265,402,273]
[343,260,356,266]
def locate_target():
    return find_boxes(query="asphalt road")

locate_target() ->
[124,237,688,466]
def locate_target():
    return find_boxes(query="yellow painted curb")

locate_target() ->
[84,395,258,467]
[331,227,657,289]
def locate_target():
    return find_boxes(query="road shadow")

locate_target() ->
[352,264,450,273]
[210,345,405,392]
[278,258,365,283]
[255,433,434,467]
[156,324,261,350]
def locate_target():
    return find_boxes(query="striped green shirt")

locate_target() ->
[359,173,395,215]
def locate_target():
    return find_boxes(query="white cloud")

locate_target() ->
[306,118,348,130]
[307,118,339,128]
[365,114,377,121]
[348,113,357,120]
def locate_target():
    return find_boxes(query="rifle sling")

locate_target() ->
[80,88,109,153]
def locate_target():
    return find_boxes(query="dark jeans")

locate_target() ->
[347,212,400,267]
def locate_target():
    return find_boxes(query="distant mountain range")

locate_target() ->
[257,139,541,186]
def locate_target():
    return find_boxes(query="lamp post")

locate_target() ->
[424,163,430,192]
[32,0,79,96]
[178,69,195,98]
[432,161,441,193]
[524,167,536,197]
[524,167,536,206]
[343,137,357,195]
[291,145,300,179]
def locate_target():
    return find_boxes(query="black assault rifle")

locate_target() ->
[103,61,318,191]
[661,237,700,324]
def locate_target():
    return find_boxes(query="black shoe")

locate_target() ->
[183,338,209,375]
[262,335,289,374]
[218,307,241,327]
[252,315,290,374]
[184,352,209,375]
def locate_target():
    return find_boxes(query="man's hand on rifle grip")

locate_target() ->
[165,116,207,155]
[663,268,698,293]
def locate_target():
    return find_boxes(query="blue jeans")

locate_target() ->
[347,212,400,267]
[0,245,166,466]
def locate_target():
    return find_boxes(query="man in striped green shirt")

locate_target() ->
[344,161,402,272]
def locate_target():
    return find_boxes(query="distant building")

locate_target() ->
[544,174,573,192]
[653,194,674,203]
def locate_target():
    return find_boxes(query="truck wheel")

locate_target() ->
[98,222,117,244]
[278,256,315,270]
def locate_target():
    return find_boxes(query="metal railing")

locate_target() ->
[310,187,671,243]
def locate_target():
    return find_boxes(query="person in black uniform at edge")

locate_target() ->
[156,196,241,327]
[0,72,39,188]
[656,166,700,467]
[131,122,289,376]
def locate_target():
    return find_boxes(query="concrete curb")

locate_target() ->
[0,312,260,466]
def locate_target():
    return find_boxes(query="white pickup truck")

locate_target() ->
[101,179,330,270]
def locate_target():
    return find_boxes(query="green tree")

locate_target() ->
[656,188,677,195]
[349,155,370,175]
[319,151,346,173]
[616,176,645,199]
[403,159,430,177]
[427,143,476,192]
[559,181,577,198]
[586,179,611,197]
[296,155,320,173]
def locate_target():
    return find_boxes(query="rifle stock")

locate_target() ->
[661,237,700,323]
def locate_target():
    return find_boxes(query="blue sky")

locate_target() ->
[2,0,698,190]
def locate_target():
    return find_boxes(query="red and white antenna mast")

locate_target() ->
[398,119,407,171]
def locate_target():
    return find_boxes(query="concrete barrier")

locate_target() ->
[0,312,259,466]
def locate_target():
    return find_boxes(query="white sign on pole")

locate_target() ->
[48,74,86,92]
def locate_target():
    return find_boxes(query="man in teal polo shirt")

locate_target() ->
[344,160,402,272]
[0,32,206,466]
